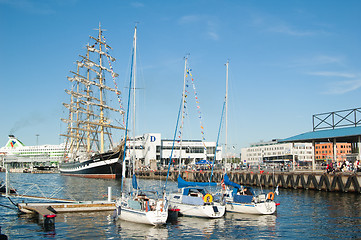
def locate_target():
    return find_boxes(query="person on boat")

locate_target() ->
[237,187,252,195]
[241,187,253,195]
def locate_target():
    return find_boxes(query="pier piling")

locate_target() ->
[135,170,361,193]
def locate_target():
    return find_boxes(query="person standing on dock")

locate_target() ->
[326,161,334,174]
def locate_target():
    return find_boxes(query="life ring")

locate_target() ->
[203,194,213,203]
[267,192,275,201]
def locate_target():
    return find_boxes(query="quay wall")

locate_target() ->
[135,170,361,193]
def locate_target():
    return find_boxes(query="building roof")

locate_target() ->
[280,126,361,143]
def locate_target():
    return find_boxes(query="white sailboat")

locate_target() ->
[116,175,168,225]
[220,61,277,215]
[222,174,277,215]
[168,57,225,219]
[115,26,168,225]
[169,175,225,218]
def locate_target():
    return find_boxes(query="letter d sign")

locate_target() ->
[150,136,156,142]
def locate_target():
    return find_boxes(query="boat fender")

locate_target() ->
[161,200,165,212]
[267,192,275,201]
[145,201,149,212]
[158,201,164,212]
[203,194,213,203]
[221,181,226,190]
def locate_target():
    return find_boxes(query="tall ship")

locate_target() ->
[0,135,66,171]
[59,24,125,179]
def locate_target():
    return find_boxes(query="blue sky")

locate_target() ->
[1,0,361,156]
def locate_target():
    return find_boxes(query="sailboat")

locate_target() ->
[168,57,225,219]
[59,24,125,179]
[219,61,277,215]
[222,173,277,215]
[169,175,225,218]
[115,26,168,225]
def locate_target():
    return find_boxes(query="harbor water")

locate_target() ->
[1,172,361,239]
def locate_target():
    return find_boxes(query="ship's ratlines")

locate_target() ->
[59,24,125,179]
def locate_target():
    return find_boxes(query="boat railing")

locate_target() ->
[4,181,77,202]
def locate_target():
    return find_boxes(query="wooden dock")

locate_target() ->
[2,191,116,228]
[16,201,116,228]
[18,201,116,214]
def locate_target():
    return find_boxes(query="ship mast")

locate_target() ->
[61,24,125,159]
[98,23,105,153]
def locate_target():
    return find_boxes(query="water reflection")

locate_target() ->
[174,216,225,238]
[116,219,169,239]
[226,212,276,227]
[1,173,361,239]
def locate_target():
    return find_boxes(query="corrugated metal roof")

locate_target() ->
[280,126,361,142]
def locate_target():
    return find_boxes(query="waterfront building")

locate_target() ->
[125,133,222,167]
[240,139,314,166]
[314,142,351,162]
[0,135,66,169]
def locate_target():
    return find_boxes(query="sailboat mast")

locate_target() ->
[225,60,229,167]
[132,26,137,174]
[121,27,137,194]
[179,56,187,173]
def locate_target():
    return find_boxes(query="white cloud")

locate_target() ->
[323,79,361,95]
[307,69,361,95]
[308,71,356,78]
[131,2,144,8]
[178,15,219,41]
[179,15,200,24]
[312,55,344,65]
[289,55,344,68]
[268,25,318,36]
[250,11,328,37]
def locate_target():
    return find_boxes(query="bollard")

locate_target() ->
[43,214,56,231]
[108,187,112,202]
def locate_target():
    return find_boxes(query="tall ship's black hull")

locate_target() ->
[59,151,122,179]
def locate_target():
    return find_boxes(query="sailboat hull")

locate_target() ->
[169,192,225,219]
[59,151,122,179]
[117,207,168,225]
[174,201,225,218]
[225,201,276,215]
[115,196,169,225]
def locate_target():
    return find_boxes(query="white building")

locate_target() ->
[241,139,314,166]
[0,135,66,169]
[125,133,222,167]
